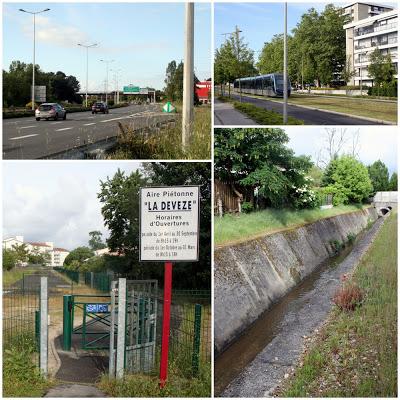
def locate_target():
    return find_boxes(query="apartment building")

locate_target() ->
[343,2,398,86]
[2,235,69,267]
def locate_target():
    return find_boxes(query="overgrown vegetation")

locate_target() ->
[3,333,50,397]
[109,106,211,160]
[98,361,211,397]
[214,205,368,246]
[280,211,397,397]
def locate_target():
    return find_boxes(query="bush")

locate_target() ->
[292,185,319,209]
[25,101,38,109]
[333,282,363,311]
[347,232,356,244]
[241,201,253,213]
[368,81,397,97]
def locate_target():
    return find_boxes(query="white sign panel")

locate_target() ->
[32,85,46,102]
[140,186,200,262]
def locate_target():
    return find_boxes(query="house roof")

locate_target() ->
[28,242,51,247]
[53,247,69,252]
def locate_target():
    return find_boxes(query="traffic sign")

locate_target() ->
[162,102,176,113]
[139,186,200,262]
[32,85,46,102]
[123,85,140,94]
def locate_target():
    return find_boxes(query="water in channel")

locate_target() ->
[214,241,356,396]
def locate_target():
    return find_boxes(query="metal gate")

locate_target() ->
[109,279,158,378]
[63,294,112,350]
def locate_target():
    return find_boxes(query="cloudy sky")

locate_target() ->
[3,162,141,250]
[3,2,211,91]
[286,126,398,174]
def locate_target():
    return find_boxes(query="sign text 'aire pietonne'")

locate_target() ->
[140,186,200,262]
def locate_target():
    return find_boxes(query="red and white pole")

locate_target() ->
[159,261,173,388]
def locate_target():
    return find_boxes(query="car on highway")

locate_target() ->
[35,103,67,121]
[92,101,109,114]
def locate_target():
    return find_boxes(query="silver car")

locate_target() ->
[35,103,67,121]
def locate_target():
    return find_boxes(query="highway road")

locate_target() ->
[3,104,174,159]
[217,94,386,125]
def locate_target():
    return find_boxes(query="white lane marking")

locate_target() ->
[100,116,130,123]
[9,134,39,140]
[18,125,36,129]
[50,121,63,125]
[83,123,96,126]
[55,127,73,132]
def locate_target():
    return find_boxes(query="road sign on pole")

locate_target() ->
[139,186,200,388]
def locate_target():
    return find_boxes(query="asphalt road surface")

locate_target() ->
[222,94,385,125]
[3,104,172,159]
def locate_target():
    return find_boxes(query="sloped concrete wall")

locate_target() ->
[214,207,378,355]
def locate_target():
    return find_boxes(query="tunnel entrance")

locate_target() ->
[380,208,390,215]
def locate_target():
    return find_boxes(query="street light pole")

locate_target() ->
[222,26,243,102]
[78,43,98,107]
[19,8,50,110]
[100,59,114,105]
[182,2,194,152]
[283,2,288,124]
[110,68,122,104]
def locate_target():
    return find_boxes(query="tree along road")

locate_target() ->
[3,104,172,159]
[221,94,386,125]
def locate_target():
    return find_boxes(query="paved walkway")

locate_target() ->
[214,99,258,125]
[44,384,106,397]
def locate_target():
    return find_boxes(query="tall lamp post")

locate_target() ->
[19,8,50,110]
[78,43,98,107]
[100,59,114,104]
[222,26,243,102]
[110,68,122,104]
[283,2,288,124]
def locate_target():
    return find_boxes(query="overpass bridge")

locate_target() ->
[373,191,398,216]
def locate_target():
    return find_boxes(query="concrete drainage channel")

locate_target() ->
[39,115,177,160]
[215,209,387,397]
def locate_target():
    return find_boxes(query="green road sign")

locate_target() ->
[123,85,140,94]
[163,102,176,113]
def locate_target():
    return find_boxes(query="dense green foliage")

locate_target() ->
[258,4,349,86]
[214,33,257,93]
[214,128,316,209]
[322,155,373,205]
[389,172,398,191]
[3,61,81,107]
[63,246,94,269]
[368,160,390,193]
[367,48,397,96]
[97,163,211,289]
[88,230,106,251]
[3,249,18,271]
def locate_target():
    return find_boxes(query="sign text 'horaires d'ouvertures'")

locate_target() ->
[139,186,200,262]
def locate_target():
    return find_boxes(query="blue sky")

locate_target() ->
[215,2,397,60]
[3,2,211,91]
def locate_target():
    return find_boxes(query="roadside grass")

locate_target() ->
[109,106,211,160]
[3,332,52,397]
[265,93,397,123]
[3,267,38,286]
[218,96,304,125]
[215,204,369,246]
[280,211,397,397]
[98,360,211,397]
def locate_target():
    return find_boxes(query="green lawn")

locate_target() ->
[262,94,397,123]
[280,211,397,397]
[214,205,370,246]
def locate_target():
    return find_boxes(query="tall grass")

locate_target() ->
[281,211,397,397]
[215,204,368,246]
[109,106,211,160]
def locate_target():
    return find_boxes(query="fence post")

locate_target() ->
[116,278,127,379]
[191,303,202,376]
[40,277,48,377]
[35,310,40,352]
[63,295,72,351]
[91,272,94,289]
[109,281,117,378]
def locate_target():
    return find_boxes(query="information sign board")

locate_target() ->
[140,186,200,262]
